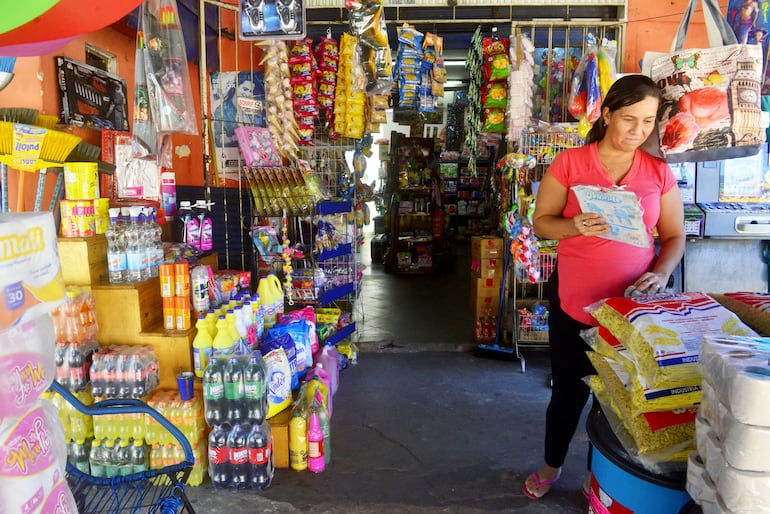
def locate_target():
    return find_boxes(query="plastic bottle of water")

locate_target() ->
[130,439,148,474]
[89,439,106,478]
[106,207,126,284]
[125,206,146,283]
[150,208,164,273]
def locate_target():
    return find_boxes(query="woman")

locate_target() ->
[522,74,685,500]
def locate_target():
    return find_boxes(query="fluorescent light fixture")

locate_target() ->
[445,80,465,87]
[443,60,467,66]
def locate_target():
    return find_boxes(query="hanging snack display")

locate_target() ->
[395,24,424,109]
[259,40,300,159]
[507,32,535,143]
[288,38,320,146]
[418,32,444,113]
[347,0,394,95]
[333,33,366,139]
[314,34,339,134]
[245,166,325,216]
[480,35,510,134]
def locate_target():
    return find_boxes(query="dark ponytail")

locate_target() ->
[584,74,662,145]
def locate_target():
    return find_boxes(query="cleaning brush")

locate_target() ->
[40,129,81,163]
[0,107,39,125]
[0,57,16,73]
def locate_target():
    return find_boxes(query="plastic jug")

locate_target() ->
[305,368,332,418]
[192,315,213,378]
[212,315,235,357]
[257,273,283,329]
[316,346,340,396]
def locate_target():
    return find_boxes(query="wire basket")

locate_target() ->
[515,251,557,284]
[49,381,195,514]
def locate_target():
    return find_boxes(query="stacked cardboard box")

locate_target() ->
[470,236,505,342]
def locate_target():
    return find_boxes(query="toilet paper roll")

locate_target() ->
[0,399,67,480]
[0,315,55,422]
[687,452,717,504]
[700,494,739,514]
[719,465,770,514]
[702,379,770,472]
[699,335,770,426]
[695,415,725,486]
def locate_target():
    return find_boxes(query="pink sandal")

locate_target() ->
[522,471,561,500]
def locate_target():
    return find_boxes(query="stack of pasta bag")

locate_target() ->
[582,291,757,474]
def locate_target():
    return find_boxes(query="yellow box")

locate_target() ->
[267,408,291,469]
[94,198,109,234]
[471,257,504,279]
[92,278,163,344]
[57,235,108,286]
[136,325,196,390]
[64,162,99,200]
[60,200,96,238]
[471,236,504,259]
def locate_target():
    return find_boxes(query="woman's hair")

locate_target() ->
[585,74,662,144]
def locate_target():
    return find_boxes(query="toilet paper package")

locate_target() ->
[699,335,770,426]
[0,315,56,423]
[0,399,73,514]
[701,378,770,472]
[700,495,738,514]
[0,213,66,330]
[687,452,717,505]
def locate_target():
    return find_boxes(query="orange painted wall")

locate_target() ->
[0,8,260,211]
[624,0,730,73]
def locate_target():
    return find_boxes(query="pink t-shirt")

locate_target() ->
[548,142,677,325]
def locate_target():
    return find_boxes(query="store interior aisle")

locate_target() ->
[187,238,589,512]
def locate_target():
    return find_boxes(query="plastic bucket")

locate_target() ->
[586,407,692,514]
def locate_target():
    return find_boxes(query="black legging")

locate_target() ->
[544,266,596,468]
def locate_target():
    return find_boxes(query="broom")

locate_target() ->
[0,57,16,92]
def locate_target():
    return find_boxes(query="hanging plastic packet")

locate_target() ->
[482,36,510,83]
[483,82,508,109]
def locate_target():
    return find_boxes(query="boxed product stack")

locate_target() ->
[60,162,109,238]
[470,236,504,343]
[0,212,79,512]
[688,334,770,514]
[584,292,757,475]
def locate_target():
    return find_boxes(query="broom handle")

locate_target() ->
[16,169,25,212]
[34,169,47,212]
[0,162,7,213]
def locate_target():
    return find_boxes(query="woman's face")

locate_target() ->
[602,95,659,152]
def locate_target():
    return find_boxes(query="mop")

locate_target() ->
[474,234,517,361]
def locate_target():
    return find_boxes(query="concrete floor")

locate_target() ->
[185,240,590,513]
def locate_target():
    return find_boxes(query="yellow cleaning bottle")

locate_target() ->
[192,315,213,378]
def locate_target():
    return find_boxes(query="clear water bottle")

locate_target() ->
[140,207,156,279]
[89,439,106,477]
[106,207,126,284]
[116,438,132,476]
[150,208,165,273]
[130,439,148,474]
[125,206,146,283]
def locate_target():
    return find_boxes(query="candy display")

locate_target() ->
[314,34,339,135]
[258,40,300,160]
[288,38,320,146]
[333,33,366,139]
[394,24,423,109]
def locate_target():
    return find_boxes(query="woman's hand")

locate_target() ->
[573,213,610,237]
[626,271,668,297]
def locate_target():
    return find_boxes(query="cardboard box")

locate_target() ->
[471,236,504,259]
[58,235,108,285]
[267,408,291,468]
[471,294,500,318]
[137,325,195,390]
[471,257,504,279]
[471,277,502,296]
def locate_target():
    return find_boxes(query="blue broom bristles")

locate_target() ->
[0,57,16,73]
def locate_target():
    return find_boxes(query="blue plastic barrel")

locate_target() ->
[586,407,693,514]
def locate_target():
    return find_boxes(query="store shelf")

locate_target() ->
[320,282,355,305]
[318,243,353,262]
[327,322,356,345]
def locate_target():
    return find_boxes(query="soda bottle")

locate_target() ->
[130,439,148,474]
[116,352,131,398]
[67,343,86,392]
[202,357,226,427]
[307,402,325,473]
[244,352,267,425]
[116,438,132,476]
[192,315,213,378]
[89,352,104,398]
[227,423,249,488]
[224,356,245,425]
[102,352,118,399]
[247,422,273,489]
[208,424,230,488]
[129,353,148,398]
[289,408,308,471]
[55,343,69,389]
[89,439,105,478]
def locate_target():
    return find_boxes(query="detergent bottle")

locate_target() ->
[257,273,283,329]
[317,345,341,396]
[212,315,235,357]
[225,310,244,354]
[192,315,213,377]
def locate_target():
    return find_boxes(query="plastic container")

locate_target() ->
[212,315,235,357]
[174,262,190,297]
[196,200,214,252]
[316,346,341,396]
[191,265,210,314]
[175,201,192,244]
[257,273,283,329]
[159,264,175,298]
[586,406,690,514]
[175,295,191,330]
[192,315,213,378]
[162,297,175,331]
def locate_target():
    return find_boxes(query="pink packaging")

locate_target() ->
[234,127,281,167]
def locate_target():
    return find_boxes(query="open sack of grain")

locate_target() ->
[586,292,757,389]
[711,292,770,336]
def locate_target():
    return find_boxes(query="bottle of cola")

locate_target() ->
[203,358,226,427]
[90,353,104,398]
[247,422,273,489]
[102,353,118,399]
[117,353,131,397]
[67,343,86,392]
[227,423,249,488]
[208,424,230,488]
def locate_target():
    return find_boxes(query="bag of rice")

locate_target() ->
[587,292,756,389]
[711,292,770,336]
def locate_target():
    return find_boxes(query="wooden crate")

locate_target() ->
[137,324,196,390]
[58,235,108,286]
[92,278,162,343]
[267,408,291,469]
